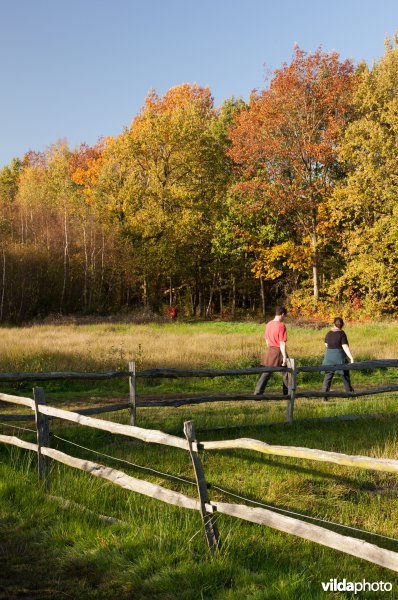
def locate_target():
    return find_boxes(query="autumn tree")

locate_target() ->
[69,141,107,202]
[333,37,398,313]
[0,158,22,320]
[0,141,135,321]
[228,46,354,304]
[97,84,229,313]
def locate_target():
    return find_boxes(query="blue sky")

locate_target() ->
[1,0,397,167]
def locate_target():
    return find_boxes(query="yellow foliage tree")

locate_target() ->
[333,36,398,313]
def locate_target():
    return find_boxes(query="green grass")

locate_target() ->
[2,396,398,598]
[2,320,398,598]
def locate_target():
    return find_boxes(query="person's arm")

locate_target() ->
[342,344,354,363]
[280,341,287,365]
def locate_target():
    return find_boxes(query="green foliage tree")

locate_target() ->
[97,84,229,314]
[333,37,398,313]
[0,158,21,204]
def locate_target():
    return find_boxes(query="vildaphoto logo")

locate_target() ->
[321,579,392,594]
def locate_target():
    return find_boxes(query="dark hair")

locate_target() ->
[333,316,344,329]
[275,306,287,316]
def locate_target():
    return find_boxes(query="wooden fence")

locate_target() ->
[1,388,398,572]
[1,358,398,426]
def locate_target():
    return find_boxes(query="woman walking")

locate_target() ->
[322,317,354,400]
[254,306,289,396]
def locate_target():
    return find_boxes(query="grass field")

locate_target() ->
[0,319,397,398]
[1,320,398,599]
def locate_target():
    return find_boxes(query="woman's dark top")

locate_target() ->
[325,330,348,348]
[323,329,350,373]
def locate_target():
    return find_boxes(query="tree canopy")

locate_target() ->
[1,39,398,322]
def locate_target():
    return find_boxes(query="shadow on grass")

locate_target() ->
[207,450,380,491]
[2,506,397,600]
[0,517,73,600]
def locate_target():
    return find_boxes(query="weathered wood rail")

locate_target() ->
[2,388,398,572]
[1,358,397,425]
[0,366,289,381]
[0,393,192,450]
[0,359,396,382]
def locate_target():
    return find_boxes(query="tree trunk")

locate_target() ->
[259,275,266,318]
[143,276,148,307]
[311,208,319,304]
[89,226,96,311]
[231,275,236,318]
[18,276,25,321]
[60,204,69,314]
[190,287,196,316]
[206,272,216,317]
[82,224,88,312]
[219,274,223,318]
[198,289,203,318]
[0,248,5,322]
[100,230,105,303]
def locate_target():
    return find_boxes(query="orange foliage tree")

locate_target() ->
[228,46,354,303]
[68,141,110,202]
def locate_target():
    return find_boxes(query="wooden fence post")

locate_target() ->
[183,420,220,555]
[128,361,136,426]
[286,358,297,424]
[33,386,50,489]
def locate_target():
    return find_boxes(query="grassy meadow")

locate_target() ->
[2,320,398,599]
[0,319,397,398]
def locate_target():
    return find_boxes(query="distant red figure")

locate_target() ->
[170,306,178,320]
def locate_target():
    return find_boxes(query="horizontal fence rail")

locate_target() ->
[0,392,35,408]
[213,501,398,573]
[3,390,397,475]
[0,366,291,382]
[38,405,190,450]
[295,386,398,398]
[0,393,192,451]
[1,358,398,426]
[0,359,397,382]
[0,434,200,510]
[297,359,398,372]
[2,359,398,572]
[2,396,398,572]
[201,438,398,474]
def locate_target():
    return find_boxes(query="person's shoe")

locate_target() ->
[253,391,262,396]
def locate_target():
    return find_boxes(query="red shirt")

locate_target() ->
[265,320,287,347]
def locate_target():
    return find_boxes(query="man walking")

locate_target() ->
[254,306,289,396]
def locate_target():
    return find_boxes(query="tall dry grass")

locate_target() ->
[0,320,397,372]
